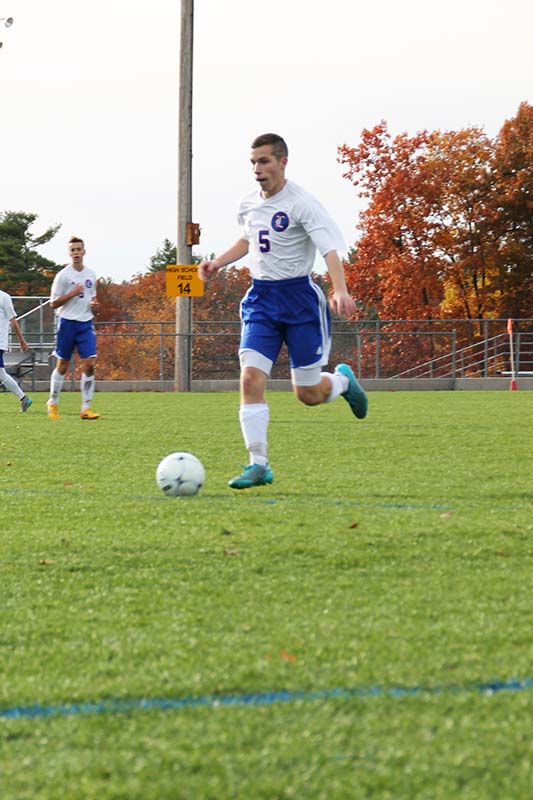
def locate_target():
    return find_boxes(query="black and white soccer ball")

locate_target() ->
[156,452,206,497]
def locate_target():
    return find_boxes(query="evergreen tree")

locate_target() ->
[148,239,176,272]
[0,211,62,294]
[147,239,213,272]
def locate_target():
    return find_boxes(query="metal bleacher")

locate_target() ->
[2,297,55,393]
[2,349,37,392]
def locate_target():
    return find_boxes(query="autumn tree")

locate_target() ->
[96,272,175,379]
[422,128,500,323]
[491,101,533,318]
[338,123,501,323]
[338,124,491,373]
[337,106,532,374]
[96,263,253,379]
[338,104,532,325]
[192,266,252,378]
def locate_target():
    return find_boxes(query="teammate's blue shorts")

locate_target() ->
[239,276,331,369]
[55,318,97,361]
[0,350,5,368]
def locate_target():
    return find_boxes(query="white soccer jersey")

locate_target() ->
[50,265,97,321]
[238,179,346,280]
[0,290,16,351]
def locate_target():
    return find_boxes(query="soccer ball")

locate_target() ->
[156,452,206,497]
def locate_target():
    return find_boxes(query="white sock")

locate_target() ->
[0,368,24,400]
[49,369,65,404]
[81,373,95,411]
[321,371,348,402]
[239,403,269,466]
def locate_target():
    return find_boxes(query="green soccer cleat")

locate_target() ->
[335,363,368,419]
[20,396,32,413]
[228,463,274,490]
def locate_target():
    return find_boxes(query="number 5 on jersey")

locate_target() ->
[258,230,270,253]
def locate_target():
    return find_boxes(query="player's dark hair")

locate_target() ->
[69,235,84,246]
[251,133,288,160]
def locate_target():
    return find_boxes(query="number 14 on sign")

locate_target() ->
[165,265,204,297]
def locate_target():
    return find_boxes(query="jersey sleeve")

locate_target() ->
[297,196,346,257]
[88,270,98,298]
[50,272,63,302]
[0,292,17,322]
[237,201,251,242]
[3,293,16,320]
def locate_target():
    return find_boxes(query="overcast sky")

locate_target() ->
[1,0,532,283]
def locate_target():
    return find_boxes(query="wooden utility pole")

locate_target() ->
[174,0,194,391]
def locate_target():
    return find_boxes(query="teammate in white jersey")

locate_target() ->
[199,133,367,489]
[0,290,33,412]
[47,236,100,420]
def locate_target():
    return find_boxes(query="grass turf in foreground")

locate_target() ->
[0,390,532,799]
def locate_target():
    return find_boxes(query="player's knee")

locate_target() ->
[241,371,256,396]
[240,366,267,402]
[81,356,96,376]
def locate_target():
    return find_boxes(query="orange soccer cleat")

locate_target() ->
[80,409,100,420]
[47,402,60,420]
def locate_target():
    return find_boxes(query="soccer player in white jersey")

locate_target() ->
[0,289,33,412]
[199,133,368,489]
[47,236,100,420]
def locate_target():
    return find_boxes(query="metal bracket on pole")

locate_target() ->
[186,222,201,246]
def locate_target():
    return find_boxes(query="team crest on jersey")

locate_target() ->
[271,211,289,232]
[85,279,93,289]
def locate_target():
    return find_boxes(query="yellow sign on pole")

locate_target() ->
[165,264,204,297]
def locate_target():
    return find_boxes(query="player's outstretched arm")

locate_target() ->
[10,316,29,352]
[198,238,249,282]
[324,250,356,319]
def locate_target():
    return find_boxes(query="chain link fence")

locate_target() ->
[10,297,533,382]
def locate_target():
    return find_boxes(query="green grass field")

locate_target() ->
[1,389,532,799]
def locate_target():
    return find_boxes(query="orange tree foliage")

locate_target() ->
[192,265,252,378]
[492,101,533,318]
[97,272,176,380]
[337,104,532,374]
[96,266,253,380]
[95,265,330,380]
[338,103,532,321]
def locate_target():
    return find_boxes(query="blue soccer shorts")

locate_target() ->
[239,275,331,370]
[55,318,97,361]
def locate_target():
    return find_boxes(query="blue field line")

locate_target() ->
[1,486,528,514]
[2,678,531,722]
[0,486,452,511]
[0,487,455,512]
